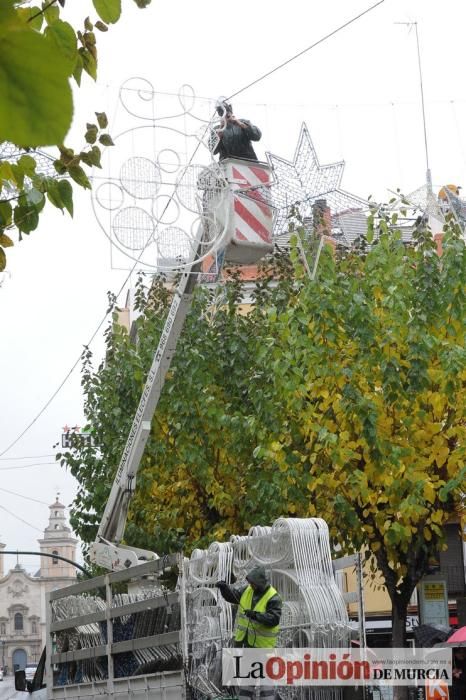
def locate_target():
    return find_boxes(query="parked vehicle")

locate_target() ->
[25,666,38,683]
[15,555,186,700]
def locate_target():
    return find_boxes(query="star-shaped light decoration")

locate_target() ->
[390,184,466,240]
[266,123,368,241]
[399,184,444,218]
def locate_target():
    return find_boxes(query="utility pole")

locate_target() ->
[395,21,432,193]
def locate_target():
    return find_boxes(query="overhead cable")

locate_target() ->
[0,461,57,471]
[0,0,385,457]
[0,453,55,461]
[0,260,146,458]
[0,486,50,505]
[0,504,43,533]
[228,0,386,100]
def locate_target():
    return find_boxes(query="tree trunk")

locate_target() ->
[391,597,409,700]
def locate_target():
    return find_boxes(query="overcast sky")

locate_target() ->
[1,0,466,574]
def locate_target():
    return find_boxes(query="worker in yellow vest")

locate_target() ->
[217,566,282,699]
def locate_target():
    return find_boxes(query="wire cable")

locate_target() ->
[0,486,50,505]
[0,0,386,458]
[0,261,146,458]
[0,129,215,457]
[228,0,386,100]
[0,504,43,533]
[0,322,103,458]
[0,453,55,461]
[0,461,57,471]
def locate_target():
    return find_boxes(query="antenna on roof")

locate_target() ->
[395,21,432,193]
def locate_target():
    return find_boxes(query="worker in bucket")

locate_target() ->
[212,100,261,162]
[216,565,282,699]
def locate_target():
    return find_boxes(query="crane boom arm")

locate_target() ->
[89,158,274,572]
[90,231,202,571]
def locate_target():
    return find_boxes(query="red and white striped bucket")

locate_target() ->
[222,158,274,264]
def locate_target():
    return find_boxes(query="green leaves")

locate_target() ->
[92,0,122,24]
[0,0,150,270]
[45,177,74,215]
[85,145,102,168]
[44,19,77,73]
[13,195,39,233]
[17,154,36,175]
[0,135,94,265]
[85,124,98,144]
[0,1,17,24]
[59,224,465,597]
[0,233,13,248]
[78,45,97,80]
[95,112,108,129]
[0,201,12,227]
[68,165,91,189]
[99,133,114,146]
[42,3,60,24]
[23,6,45,31]
[0,29,73,146]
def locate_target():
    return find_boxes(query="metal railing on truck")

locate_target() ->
[46,555,187,696]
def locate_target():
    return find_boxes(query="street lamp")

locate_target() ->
[1,639,5,671]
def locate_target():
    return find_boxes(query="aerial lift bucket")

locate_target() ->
[219,158,274,265]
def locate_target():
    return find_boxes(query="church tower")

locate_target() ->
[37,497,78,584]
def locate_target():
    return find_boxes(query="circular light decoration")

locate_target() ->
[112,206,155,250]
[152,194,180,226]
[156,226,195,265]
[157,148,180,174]
[96,182,124,211]
[175,164,206,213]
[120,156,161,199]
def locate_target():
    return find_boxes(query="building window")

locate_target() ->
[32,620,37,634]
[0,622,5,634]
[54,524,60,530]
[14,613,23,631]
[54,511,59,517]
[52,550,59,565]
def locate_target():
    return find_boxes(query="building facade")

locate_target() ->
[344,521,466,646]
[0,497,77,672]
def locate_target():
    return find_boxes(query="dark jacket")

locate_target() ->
[453,653,466,687]
[217,566,282,634]
[213,119,261,162]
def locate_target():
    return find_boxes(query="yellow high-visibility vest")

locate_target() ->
[234,585,280,648]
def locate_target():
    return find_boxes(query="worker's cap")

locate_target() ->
[246,566,269,590]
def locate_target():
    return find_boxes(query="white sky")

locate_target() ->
[1,0,466,573]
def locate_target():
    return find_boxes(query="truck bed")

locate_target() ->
[49,670,185,700]
[46,557,187,700]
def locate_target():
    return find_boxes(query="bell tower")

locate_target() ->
[37,496,78,582]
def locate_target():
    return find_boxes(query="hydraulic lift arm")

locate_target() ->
[89,157,275,572]
[89,235,203,571]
